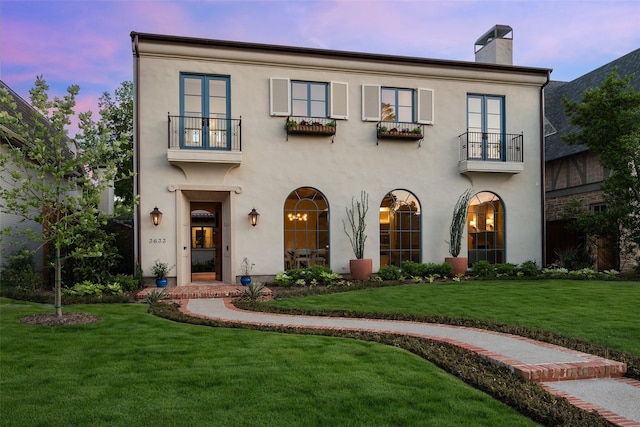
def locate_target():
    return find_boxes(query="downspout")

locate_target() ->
[540,70,551,267]
[132,33,142,269]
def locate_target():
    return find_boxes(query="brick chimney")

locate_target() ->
[475,25,513,65]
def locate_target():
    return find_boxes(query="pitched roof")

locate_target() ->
[544,49,640,161]
[0,80,76,165]
[0,80,42,142]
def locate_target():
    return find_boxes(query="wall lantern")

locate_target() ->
[248,208,260,227]
[150,207,163,226]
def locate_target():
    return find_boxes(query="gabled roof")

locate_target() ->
[545,49,640,161]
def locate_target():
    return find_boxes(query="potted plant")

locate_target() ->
[445,189,473,275]
[151,259,173,288]
[240,257,254,286]
[343,191,372,281]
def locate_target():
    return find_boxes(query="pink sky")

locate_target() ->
[2,0,639,134]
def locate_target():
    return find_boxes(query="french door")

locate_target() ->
[467,95,504,160]
[180,74,230,150]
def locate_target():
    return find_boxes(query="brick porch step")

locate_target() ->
[511,358,627,382]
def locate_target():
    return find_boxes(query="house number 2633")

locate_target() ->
[149,238,167,244]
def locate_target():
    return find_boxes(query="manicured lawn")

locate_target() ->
[0,298,536,427]
[269,280,640,356]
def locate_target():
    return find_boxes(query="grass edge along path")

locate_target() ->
[235,299,640,382]
[153,302,615,427]
[2,299,535,427]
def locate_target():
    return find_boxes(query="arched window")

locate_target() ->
[380,190,421,267]
[467,192,505,266]
[284,187,329,270]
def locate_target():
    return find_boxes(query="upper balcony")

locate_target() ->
[167,115,242,164]
[458,131,524,174]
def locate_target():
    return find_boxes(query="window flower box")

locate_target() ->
[376,123,423,141]
[286,119,336,136]
[377,129,423,140]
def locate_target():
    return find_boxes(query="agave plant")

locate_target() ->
[142,288,167,304]
[241,282,266,301]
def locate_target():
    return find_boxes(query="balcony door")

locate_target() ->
[467,95,504,160]
[180,74,230,150]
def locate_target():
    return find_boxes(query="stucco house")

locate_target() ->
[131,25,550,286]
[544,48,640,271]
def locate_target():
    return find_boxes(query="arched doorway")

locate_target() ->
[467,192,505,266]
[283,187,329,269]
[380,189,421,267]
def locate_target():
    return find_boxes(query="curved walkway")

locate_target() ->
[183,298,640,426]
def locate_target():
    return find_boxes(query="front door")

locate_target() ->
[190,202,222,281]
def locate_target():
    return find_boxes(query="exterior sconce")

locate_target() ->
[150,207,163,226]
[248,208,260,227]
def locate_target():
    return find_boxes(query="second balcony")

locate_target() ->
[168,115,242,164]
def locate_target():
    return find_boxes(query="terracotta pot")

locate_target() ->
[349,258,372,281]
[445,257,468,275]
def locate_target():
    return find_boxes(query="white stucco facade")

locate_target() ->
[132,32,550,285]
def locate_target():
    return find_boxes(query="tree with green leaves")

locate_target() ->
[76,81,134,218]
[0,77,126,316]
[563,70,640,268]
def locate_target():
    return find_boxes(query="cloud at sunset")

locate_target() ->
[2,0,639,136]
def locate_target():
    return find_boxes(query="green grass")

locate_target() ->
[269,280,640,356]
[0,298,536,427]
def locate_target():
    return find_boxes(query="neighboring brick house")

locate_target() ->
[132,26,550,285]
[544,49,640,271]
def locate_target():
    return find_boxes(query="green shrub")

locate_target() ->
[64,280,126,297]
[383,262,453,280]
[425,262,454,278]
[272,266,342,287]
[109,274,140,292]
[471,261,495,278]
[401,261,425,277]
[64,281,105,297]
[518,260,539,277]
[0,249,43,292]
[495,263,517,277]
[541,267,569,278]
[567,267,598,279]
[378,265,402,281]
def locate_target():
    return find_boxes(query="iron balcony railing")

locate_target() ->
[168,115,241,151]
[459,131,523,162]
